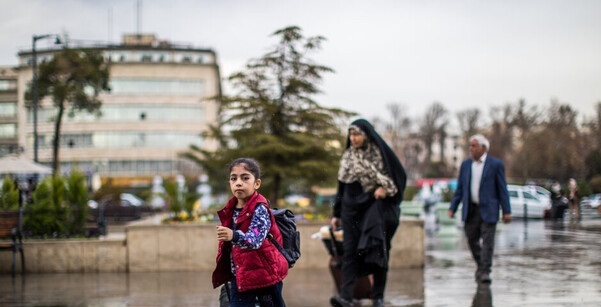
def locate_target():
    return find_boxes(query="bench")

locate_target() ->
[0,210,25,276]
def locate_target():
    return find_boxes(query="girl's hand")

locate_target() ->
[374,187,387,199]
[216,226,233,242]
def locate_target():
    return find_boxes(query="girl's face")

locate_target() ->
[349,129,365,148]
[229,164,261,204]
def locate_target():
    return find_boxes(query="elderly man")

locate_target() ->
[448,134,511,283]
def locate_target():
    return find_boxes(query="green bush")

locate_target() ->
[588,176,601,194]
[65,170,88,234]
[0,176,19,210]
[403,186,419,201]
[24,172,89,238]
[163,179,198,221]
[25,176,67,237]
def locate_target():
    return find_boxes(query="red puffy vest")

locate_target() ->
[212,192,288,292]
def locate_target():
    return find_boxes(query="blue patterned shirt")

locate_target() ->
[232,204,271,249]
[230,204,271,274]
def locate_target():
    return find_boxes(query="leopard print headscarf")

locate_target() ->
[337,132,398,196]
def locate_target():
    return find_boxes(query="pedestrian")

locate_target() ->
[330,119,407,307]
[567,178,581,219]
[448,134,511,284]
[212,158,288,307]
[550,182,568,219]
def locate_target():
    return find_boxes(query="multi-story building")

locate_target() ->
[0,66,19,156]
[16,34,221,185]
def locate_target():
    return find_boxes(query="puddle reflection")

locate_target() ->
[471,284,492,307]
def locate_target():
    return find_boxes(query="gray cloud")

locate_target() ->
[1,0,600,122]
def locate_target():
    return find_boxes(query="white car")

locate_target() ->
[525,185,551,200]
[507,185,551,218]
[581,193,601,209]
[120,193,145,207]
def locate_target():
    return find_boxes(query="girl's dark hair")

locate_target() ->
[228,158,261,179]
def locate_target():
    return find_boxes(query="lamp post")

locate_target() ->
[32,34,61,162]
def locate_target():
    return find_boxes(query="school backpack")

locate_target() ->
[268,208,301,268]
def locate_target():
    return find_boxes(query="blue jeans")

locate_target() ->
[229,278,285,307]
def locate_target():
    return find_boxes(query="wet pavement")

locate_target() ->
[1,211,600,306]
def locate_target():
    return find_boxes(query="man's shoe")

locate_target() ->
[330,295,353,307]
[479,272,491,283]
[373,298,384,307]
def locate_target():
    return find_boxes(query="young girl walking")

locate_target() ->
[212,158,288,307]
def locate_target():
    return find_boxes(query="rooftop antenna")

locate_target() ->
[136,0,142,35]
[108,7,113,43]
[61,29,69,48]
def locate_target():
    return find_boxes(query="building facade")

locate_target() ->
[0,66,18,156]
[16,34,221,184]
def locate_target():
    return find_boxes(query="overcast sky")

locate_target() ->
[1,0,600,125]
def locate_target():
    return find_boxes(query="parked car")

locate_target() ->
[88,194,153,223]
[525,185,551,200]
[508,185,551,218]
[119,193,145,207]
[581,193,601,209]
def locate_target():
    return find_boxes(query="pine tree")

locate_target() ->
[184,26,354,201]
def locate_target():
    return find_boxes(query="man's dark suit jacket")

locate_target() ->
[450,155,511,223]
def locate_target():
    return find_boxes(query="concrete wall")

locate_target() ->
[1,217,423,274]
[0,238,126,274]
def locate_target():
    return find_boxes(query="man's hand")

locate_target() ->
[502,214,511,223]
[216,226,233,242]
[447,210,455,219]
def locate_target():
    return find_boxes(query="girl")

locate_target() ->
[212,158,288,307]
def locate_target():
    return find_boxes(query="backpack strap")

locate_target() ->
[267,233,283,252]
[265,203,284,252]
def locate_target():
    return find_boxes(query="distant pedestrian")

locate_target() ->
[567,178,581,219]
[550,182,568,219]
[212,158,288,306]
[448,134,511,284]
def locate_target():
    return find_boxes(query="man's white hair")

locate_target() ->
[470,134,490,152]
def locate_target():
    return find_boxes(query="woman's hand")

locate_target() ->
[216,226,233,241]
[374,187,387,199]
[330,217,341,231]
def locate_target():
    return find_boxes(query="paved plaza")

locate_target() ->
[1,211,600,306]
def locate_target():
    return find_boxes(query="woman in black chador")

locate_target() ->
[330,119,407,307]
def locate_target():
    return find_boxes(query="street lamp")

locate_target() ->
[32,34,61,162]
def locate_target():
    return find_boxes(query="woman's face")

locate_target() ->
[349,128,365,148]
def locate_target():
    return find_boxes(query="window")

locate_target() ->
[141,54,153,62]
[523,191,539,201]
[28,105,205,123]
[0,124,16,138]
[0,80,17,91]
[110,78,205,95]
[0,102,17,117]
[509,190,518,198]
[60,134,93,148]
[31,132,202,149]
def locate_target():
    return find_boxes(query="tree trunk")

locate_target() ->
[271,172,281,205]
[52,102,65,176]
